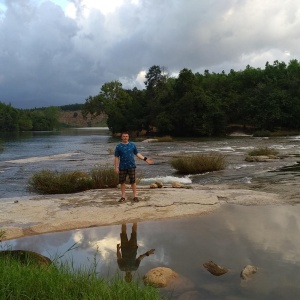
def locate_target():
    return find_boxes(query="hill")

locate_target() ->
[59,110,107,127]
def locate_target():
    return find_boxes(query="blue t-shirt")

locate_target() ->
[115,142,138,170]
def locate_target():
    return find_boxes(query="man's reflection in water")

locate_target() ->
[117,223,155,282]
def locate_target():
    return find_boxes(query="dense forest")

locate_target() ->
[0,104,61,131]
[0,103,86,132]
[1,59,300,135]
[83,60,300,136]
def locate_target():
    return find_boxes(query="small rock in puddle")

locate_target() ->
[203,260,228,276]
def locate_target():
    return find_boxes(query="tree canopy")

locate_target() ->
[83,60,300,136]
[0,103,60,132]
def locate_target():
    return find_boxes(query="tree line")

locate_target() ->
[0,104,61,131]
[82,60,300,136]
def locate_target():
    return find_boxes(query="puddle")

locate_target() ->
[2,204,300,299]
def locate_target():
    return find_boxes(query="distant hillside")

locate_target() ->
[59,110,107,127]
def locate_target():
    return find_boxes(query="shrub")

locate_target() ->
[170,153,226,174]
[248,147,279,156]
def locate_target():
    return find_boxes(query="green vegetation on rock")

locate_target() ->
[170,153,226,174]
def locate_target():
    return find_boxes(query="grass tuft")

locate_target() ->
[90,165,119,189]
[170,153,226,174]
[248,147,279,156]
[28,166,119,194]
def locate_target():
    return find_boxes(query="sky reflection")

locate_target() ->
[2,204,300,299]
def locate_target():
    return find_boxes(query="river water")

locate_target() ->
[1,129,300,299]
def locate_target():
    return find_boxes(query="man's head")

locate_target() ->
[121,132,129,144]
[125,271,133,282]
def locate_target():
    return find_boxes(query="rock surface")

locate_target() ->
[203,260,229,276]
[240,264,258,280]
[143,267,179,288]
[0,250,51,267]
[0,184,284,241]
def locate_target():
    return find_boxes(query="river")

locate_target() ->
[1,129,300,299]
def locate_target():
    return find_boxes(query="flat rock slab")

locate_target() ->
[0,185,282,241]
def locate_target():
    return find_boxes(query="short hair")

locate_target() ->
[121,131,129,136]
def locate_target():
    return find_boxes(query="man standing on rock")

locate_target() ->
[114,131,154,203]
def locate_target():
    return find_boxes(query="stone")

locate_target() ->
[150,183,158,188]
[203,260,228,276]
[240,264,258,280]
[0,250,52,267]
[245,155,279,162]
[155,181,163,188]
[143,267,179,288]
[172,181,183,188]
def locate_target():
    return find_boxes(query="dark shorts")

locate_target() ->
[119,168,136,184]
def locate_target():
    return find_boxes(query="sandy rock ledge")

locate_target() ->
[0,184,282,241]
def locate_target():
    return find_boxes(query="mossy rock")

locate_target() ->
[0,250,52,267]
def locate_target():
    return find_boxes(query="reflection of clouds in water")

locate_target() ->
[222,206,300,264]
[10,231,73,256]
[71,224,166,268]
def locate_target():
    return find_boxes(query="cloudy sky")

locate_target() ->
[0,0,299,108]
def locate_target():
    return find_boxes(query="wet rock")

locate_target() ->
[172,181,183,188]
[142,139,159,143]
[203,260,228,276]
[155,181,163,188]
[245,155,279,162]
[150,183,158,188]
[240,264,258,280]
[143,267,179,288]
[0,250,52,267]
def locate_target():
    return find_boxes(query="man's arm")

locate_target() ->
[114,156,120,173]
[136,153,154,164]
[117,243,122,259]
[137,249,155,261]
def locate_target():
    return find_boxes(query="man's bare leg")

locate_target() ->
[132,223,137,233]
[131,182,137,198]
[121,183,126,198]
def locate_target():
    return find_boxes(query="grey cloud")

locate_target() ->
[1,0,300,108]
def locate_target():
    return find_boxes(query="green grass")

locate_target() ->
[248,147,279,156]
[0,257,160,300]
[28,165,119,194]
[90,165,119,188]
[170,153,226,174]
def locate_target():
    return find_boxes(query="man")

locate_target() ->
[114,131,153,202]
[117,223,155,282]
